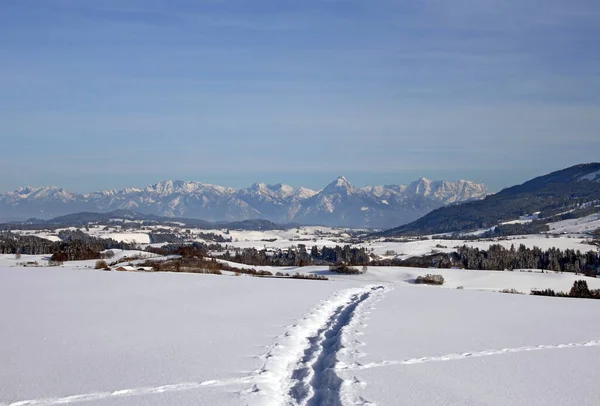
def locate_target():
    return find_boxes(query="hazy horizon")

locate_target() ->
[1,162,597,195]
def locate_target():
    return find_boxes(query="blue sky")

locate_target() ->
[2,0,599,193]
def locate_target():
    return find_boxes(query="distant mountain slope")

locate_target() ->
[0,177,488,228]
[1,210,287,231]
[382,163,600,236]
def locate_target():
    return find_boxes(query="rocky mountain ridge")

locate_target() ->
[0,177,489,228]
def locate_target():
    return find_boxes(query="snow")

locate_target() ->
[215,262,600,293]
[0,250,159,269]
[0,266,358,406]
[194,226,353,252]
[3,264,600,405]
[350,286,600,405]
[580,169,600,182]
[2,263,600,405]
[11,230,62,242]
[547,212,600,234]
[501,219,532,225]
[100,232,150,244]
[463,236,595,252]
[519,212,539,221]
[367,235,598,260]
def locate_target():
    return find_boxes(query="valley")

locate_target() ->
[1,163,600,406]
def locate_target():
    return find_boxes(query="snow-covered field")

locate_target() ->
[366,235,597,260]
[547,212,600,234]
[2,263,600,405]
[354,286,600,406]
[0,250,159,269]
[10,223,599,263]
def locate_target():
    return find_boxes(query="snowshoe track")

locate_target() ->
[278,285,386,406]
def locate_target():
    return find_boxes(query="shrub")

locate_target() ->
[531,288,557,297]
[500,288,523,294]
[95,260,109,269]
[329,262,361,274]
[51,252,69,262]
[292,272,328,281]
[415,274,445,285]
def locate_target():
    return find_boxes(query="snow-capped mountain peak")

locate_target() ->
[291,187,318,200]
[0,176,488,227]
[408,177,433,196]
[321,176,357,195]
[267,183,295,198]
[10,186,76,202]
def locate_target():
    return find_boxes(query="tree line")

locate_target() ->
[219,244,370,267]
[384,243,600,275]
[0,231,136,260]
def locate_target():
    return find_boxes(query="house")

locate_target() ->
[115,266,137,272]
[136,266,153,271]
[114,265,153,272]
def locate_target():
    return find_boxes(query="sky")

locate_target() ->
[1,0,599,193]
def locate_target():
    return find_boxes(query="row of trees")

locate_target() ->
[0,231,136,260]
[532,280,600,299]
[388,243,600,275]
[454,244,600,274]
[220,244,370,267]
[0,233,58,255]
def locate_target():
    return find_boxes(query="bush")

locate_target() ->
[415,274,445,285]
[95,260,109,269]
[500,288,523,294]
[531,288,557,297]
[292,272,328,281]
[329,262,362,274]
[51,252,69,262]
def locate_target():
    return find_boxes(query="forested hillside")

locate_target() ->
[383,163,600,236]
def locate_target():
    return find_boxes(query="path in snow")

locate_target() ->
[288,286,385,406]
[4,279,600,406]
[339,338,600,371]
[1,285,386,406]
[251,284,388,406]
[6,337,599,406]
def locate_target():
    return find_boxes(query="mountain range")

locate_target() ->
[0,177,488,228]
[383,163,600,236]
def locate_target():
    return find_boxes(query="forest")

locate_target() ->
[218,244,370,267]
[0,231,136,260]
[385,243,600,275]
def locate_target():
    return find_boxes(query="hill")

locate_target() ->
[382,163,600,236]
[0,210,287,231]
